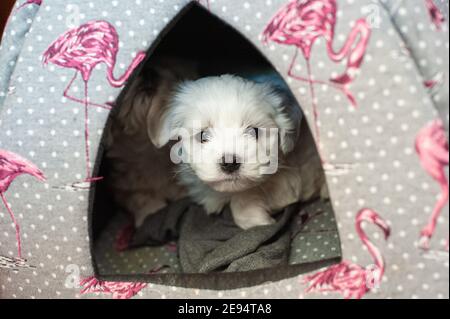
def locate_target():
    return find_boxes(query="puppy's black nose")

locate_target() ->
[220,155,241,174]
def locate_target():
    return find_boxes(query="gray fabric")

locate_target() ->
[92,197,341,289]
[377,0,449,134]
[0,1,41,109]
[289,200,340,265]
[0,0,447,298]
[131,198,302,273]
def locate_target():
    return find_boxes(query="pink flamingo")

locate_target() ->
[262,0,371,146]
[424,72,444,91]
[80,266,166,299]
[43,20,146,184]
[16,0,42,11]
[415,119,449,250]
[304,208,390,299]
[115,222,135,252]
[80,277,148,299]
[425,0,445,30]
[0,149,45,260]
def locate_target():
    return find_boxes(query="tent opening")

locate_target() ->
[90,2,342,289]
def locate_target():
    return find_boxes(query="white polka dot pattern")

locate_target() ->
[0,0,448,299]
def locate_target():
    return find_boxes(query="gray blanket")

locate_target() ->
[131,198,303,273]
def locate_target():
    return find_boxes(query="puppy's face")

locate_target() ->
[159,75,301,193]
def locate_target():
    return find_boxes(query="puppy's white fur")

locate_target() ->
[104,58,197,227]
[159,75,328,229]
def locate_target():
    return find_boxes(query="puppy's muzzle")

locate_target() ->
[220,154,241,174]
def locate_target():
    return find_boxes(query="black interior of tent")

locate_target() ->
[90,2,342,289]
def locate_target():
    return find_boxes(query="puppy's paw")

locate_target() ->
[235,214,276,230]
[230,195,275,229]
[201,197,227,215]
[231,208,276,230]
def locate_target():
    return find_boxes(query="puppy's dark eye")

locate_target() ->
[245,127,259,139]
[196,130,212,143]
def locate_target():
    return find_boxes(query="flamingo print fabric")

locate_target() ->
[377,0,449,134]
[262,0,371,158]
[0,0,448,299]
[42,20,145,183]
[0,149,45,261]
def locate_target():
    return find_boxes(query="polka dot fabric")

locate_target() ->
[378,0,449,133]
[93,199,340,278]
[0,1,41,108]
[0,0,448,299]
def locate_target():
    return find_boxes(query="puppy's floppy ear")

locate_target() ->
[268,86,303,154]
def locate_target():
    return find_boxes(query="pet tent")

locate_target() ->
[0,0,448,299]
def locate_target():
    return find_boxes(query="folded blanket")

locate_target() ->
[130,198,304,273]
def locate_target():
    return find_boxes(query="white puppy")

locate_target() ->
[157,74,328,229]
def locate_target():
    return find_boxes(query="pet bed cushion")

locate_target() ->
[94,198,341,278]
[132,198,296,273]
